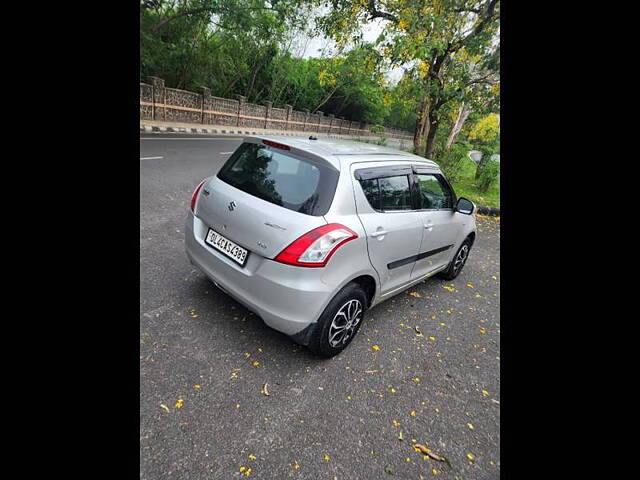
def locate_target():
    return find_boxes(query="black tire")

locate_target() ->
[438,238,472,281]
[308,283,367,358]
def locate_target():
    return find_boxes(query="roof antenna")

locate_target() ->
[308,135,318,140]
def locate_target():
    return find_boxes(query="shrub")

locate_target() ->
[477,158,500,192]
[371,124,387,145]
[438,142,471,182]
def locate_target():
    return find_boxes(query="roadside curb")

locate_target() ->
[140,124,292,136]
[140,123,379,140]
[139,122,409,148]
[476,206,500,216]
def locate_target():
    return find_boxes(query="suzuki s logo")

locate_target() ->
[228,201,237,211]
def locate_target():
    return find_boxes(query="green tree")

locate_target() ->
[315,0,500,158]
[468,113,500,180]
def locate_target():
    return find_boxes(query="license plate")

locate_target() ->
[205,228,249,266]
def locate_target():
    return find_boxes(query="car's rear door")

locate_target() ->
[351,162,424,296]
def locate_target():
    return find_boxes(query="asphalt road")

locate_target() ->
[140,134,500,480]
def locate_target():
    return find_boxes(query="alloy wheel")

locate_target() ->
[453,244,469,274]
[328,299,363,348]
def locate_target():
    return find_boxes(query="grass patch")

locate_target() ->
[449,157,500,208]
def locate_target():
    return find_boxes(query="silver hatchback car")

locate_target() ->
[185,136,477,357]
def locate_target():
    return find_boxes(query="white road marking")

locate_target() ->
[140,156,164,160]
[219,152,234,154]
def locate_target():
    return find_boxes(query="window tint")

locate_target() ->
[416,174,453,209]
[217,142,339,216]
[360,179,381,210]
[357,172,414,212]
[379,176,412,210]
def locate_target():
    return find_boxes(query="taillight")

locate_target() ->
[274,223,358,267]
[190,179,207,212]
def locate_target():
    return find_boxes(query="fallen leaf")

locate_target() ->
[194,384,201,390]
[160,404,170,413]
[260,383,270,396]
[442,285,455,292]
[409,291,421,298]
[413,444,451,467]
[392,419,400,427]
[481,389,489,397]
[398,431,404,441]
[175,399,184,409]
[428,336,436,341]
[323,454,330,461]
[248,454,257,460]
[252,360,260,368]
[410,410,417,417]
[467,423,474,430]
[372,345,380,351]
[467,453,475,461]
[384,464,395,475]
[412,377,420,383]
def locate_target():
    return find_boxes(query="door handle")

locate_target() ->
[370,230,388,238]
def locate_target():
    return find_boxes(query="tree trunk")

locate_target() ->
[445,104,471,150]
[413,93,430,152]
[424,115,439,159]
[313,84,341,112]
[475,155,488,180]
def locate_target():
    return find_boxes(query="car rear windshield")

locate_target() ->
[217,142,339,216]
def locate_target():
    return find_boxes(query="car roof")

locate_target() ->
[244,135,440,170]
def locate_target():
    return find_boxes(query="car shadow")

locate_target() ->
[190,275,319,362]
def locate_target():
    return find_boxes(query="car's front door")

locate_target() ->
[351,163,424,296]
[410,168,462,279]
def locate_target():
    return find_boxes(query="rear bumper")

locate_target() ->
[185,212,334,336]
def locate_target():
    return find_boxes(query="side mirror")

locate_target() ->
[455,197,475,215]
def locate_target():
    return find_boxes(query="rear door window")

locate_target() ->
[379,176,412,210]
[217,142,338,216]
[355,166,414,212]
